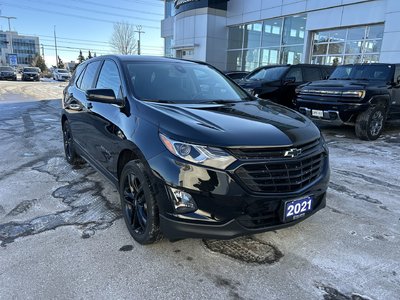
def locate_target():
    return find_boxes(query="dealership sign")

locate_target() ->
[174,0,199,9]
[9,54,17,66]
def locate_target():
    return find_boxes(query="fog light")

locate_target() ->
[169,187,197,213]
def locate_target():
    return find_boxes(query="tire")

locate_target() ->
[355,105,386,141]
[62,120,84,165]
[119,160,162,244]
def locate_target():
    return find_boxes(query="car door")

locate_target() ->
[281,66,303,108]
[86,59,127,176]
[69,60,102,158]
[390,64,400,117]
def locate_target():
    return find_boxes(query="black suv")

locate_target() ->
[61,55,330,244]
[296,63,400,140]
[238,64,333,108]
[0,66,17,81]
[22,67,41,81]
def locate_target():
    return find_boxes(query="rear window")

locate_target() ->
[302,67,322,82]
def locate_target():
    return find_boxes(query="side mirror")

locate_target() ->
[283,77,296,85]
[86,88,124,106]
[397,75,400,84]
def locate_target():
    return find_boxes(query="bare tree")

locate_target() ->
[110,21,137,55]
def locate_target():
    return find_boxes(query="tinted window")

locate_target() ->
[394,65,400,83]
[330,65,392,81]
[23,68,38,73]
[126,62,250,103]
[286,67,303,82]
[80,61,101,91]
[0,67,13,71]
[303,67,322,82]
[96,60,122,98]
[247,66,289,81]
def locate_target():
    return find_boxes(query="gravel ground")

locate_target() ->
[0,81,399,300]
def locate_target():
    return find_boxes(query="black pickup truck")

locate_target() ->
[296,63,400,140]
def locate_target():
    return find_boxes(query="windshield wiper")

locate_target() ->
[356,78,371,81]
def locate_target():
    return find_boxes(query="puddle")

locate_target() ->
[203,236,283,264]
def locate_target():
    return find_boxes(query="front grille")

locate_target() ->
[228,138,320,160]
[235,152,325,193]
[237,194,324,228]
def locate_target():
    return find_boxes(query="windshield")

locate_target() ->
[0,67,13,71]
[329,65,392,81]
[57,69,69,73]
[24,68,39,73]
[246,66,289,81]
[126,62,251,103]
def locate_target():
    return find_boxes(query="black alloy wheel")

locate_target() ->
[122,173,148,235]
[355,105,386,141]
[119,160,162,244]
[62,120,84,165]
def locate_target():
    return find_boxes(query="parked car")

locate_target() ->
[237,64,334,108]
[53,68,72,81]
[296,63,400,140]
[61,55,330,244]
[22,67,41,81]
[224,71,249,82]
[0,66,17,81]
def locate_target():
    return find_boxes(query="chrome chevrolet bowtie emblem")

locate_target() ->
[284,148,302,158]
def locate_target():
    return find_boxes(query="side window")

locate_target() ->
[80,61,101,91]
[74,64,86,88]
[303,67,322,82]
[96,60,122,98]
[394,65,400,84]
[286,67,303,82]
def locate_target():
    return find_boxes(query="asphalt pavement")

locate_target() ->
[0,81,399,300]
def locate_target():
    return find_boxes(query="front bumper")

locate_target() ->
[22,74,39,81]
[296,96,369,123]
[148,149,330,240]
[0,74,17,80]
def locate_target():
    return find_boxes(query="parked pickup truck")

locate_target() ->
[296,63,400,140]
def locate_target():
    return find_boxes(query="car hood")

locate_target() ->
[23,72,39,75]
[237,79,280,89]
[139,100,320,147]
[303,79,385,89]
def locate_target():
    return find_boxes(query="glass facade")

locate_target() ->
[13,38,38,65]
[227,14,306,71]
[311,24,384,65]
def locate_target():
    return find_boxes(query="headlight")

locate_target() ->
[159,133,236,169]
[341,90,366,98]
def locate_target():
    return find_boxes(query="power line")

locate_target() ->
[22,0,161,24]
[1,2,161,29]
[67,0,163,17]
[22,34,110,45]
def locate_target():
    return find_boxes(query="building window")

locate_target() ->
[227,14,306,71]
[311,24,384,65]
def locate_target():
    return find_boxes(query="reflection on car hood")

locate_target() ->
[140,100,319,147]
[304,79,385,89]
[237,79,280,89]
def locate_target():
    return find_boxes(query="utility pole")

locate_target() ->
[135,25,145,55]
[0,16,16,31]
[41,43,45,60]
[54,25,58,67]
[0,16,17,55]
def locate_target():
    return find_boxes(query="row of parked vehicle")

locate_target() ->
[0,66,72,82]
[226,63,400,141]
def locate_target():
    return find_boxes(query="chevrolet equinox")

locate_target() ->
[61,55,330,244]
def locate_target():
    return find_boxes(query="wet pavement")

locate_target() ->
[0,81,399,299]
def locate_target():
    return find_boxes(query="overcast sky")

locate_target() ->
[0,0,164,66]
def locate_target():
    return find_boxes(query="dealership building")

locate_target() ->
[161,0,400,71]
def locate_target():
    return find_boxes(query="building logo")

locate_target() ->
[284,148,302,158]
[174,0,199,9]
[8,54,18,66]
